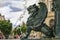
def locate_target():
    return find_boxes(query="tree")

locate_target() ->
[21,22,27,33]
[0,20,12,39]
[13,22,27,38]
[14,25,21,35]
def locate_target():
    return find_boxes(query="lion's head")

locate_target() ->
[27,4,39,14]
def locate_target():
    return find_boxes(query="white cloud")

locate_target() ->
[0,0,39,28]
[0,6,24,28]
[0,6,29,28]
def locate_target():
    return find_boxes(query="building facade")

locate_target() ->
[39,0,55,26]
[0,14,5,20]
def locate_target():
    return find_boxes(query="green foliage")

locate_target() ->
[0,20,12,35]
[17,28,21,35]
[14,26,21,35]
[13,22,27,35]
[14,29,16,35]
[21,22,27,33]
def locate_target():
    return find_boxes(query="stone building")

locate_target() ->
[39,0,55,26]
[0,14,5,20]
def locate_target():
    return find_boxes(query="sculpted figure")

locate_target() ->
[22,2,55,39]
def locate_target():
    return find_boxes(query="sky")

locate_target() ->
[0,0,39,28]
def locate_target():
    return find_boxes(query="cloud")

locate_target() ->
[0,0,39,28]
[0,0,25,28]
[0,0,25,7]
[9,6,23,12]
[0,6,24,28]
